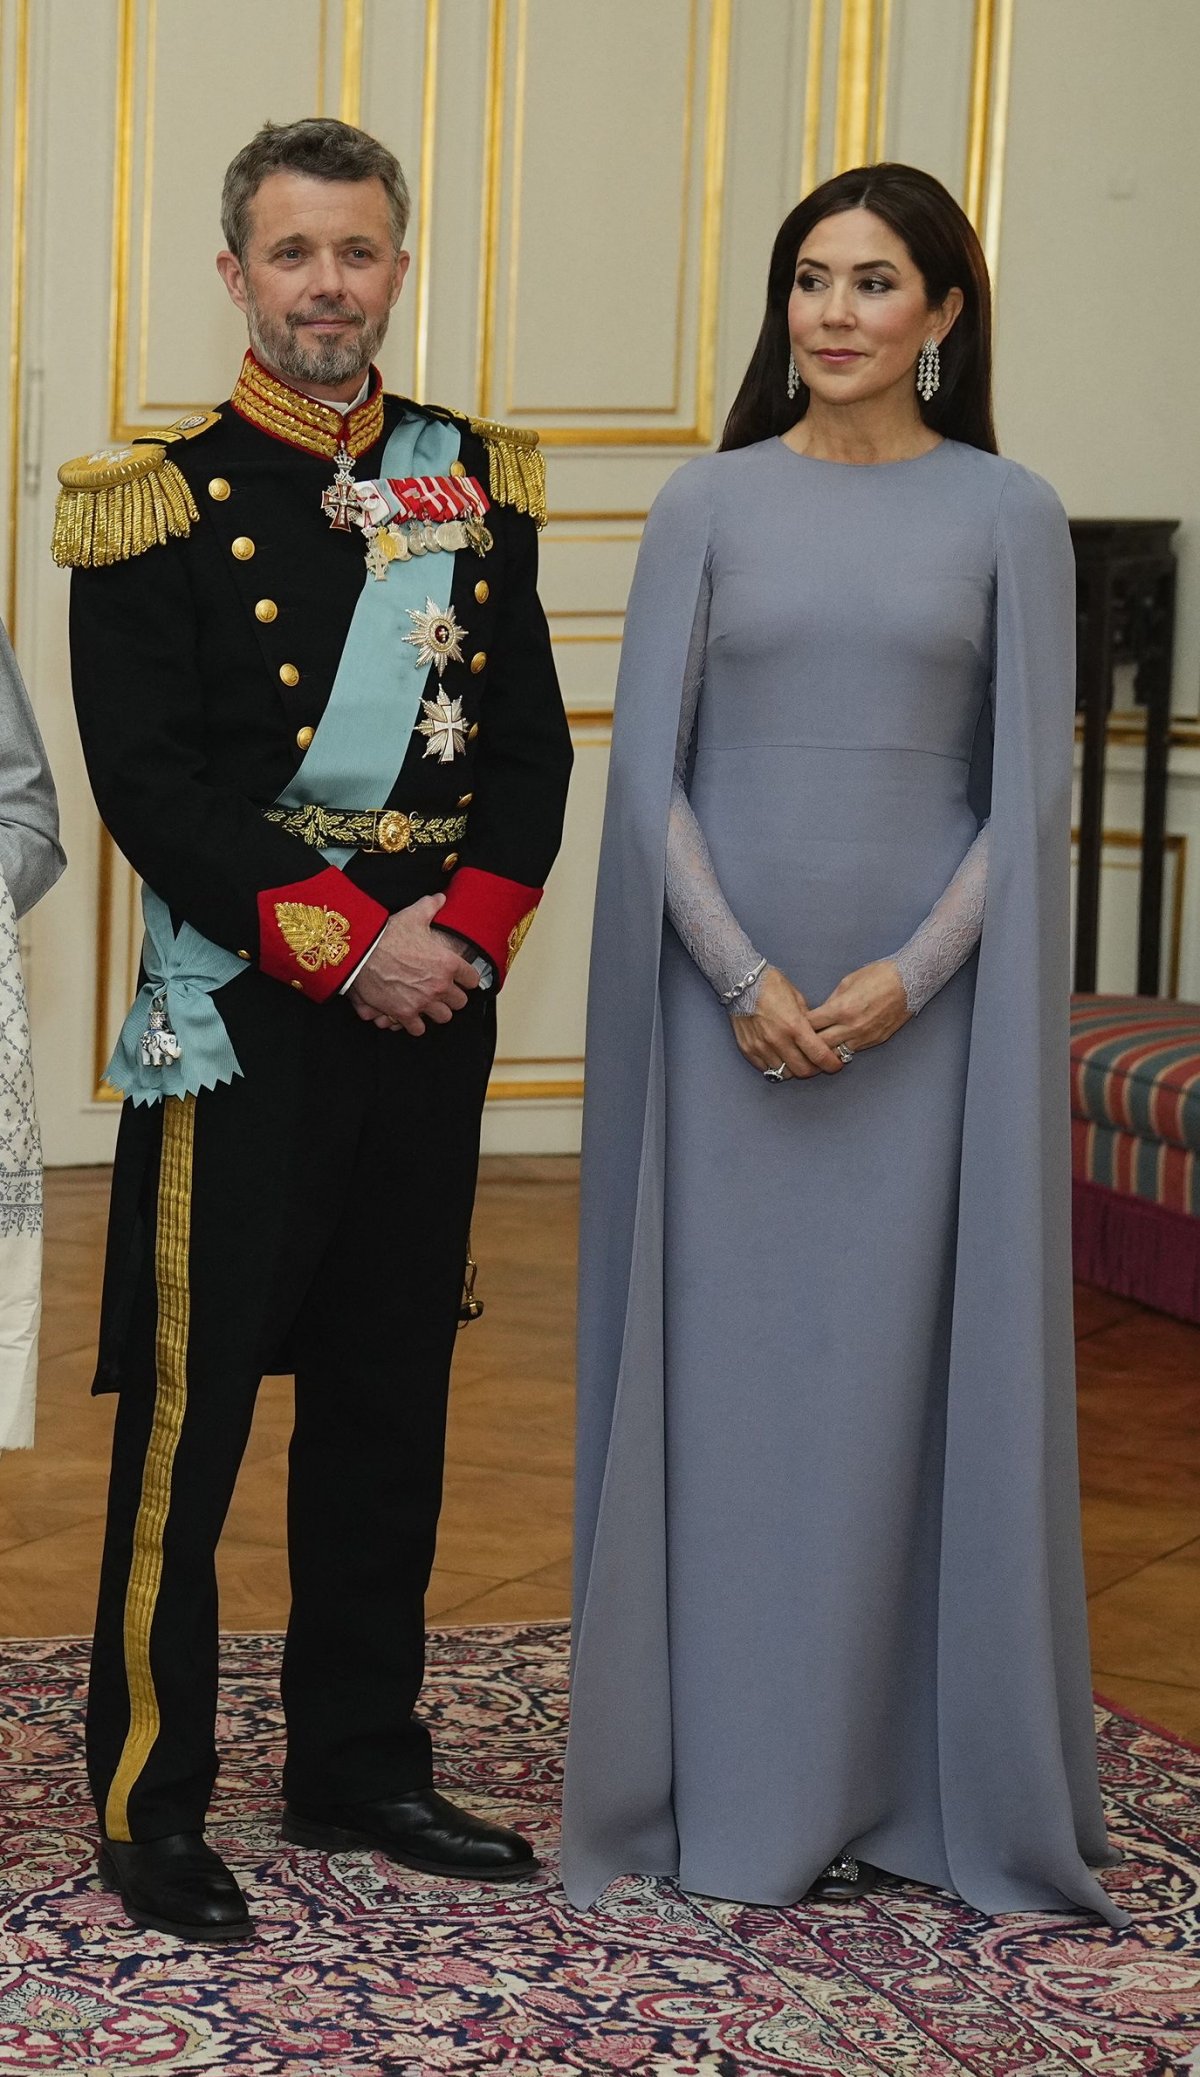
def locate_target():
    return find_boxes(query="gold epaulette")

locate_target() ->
[431,405,546,529]
[52,411,220,569]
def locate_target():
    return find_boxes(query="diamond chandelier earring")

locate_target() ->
[916,337,940,402]
[786,353,799,401]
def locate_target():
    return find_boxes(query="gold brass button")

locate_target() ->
[457,791,473,807]
[470,650,487,674]
[295,725,315,750]
[231,535,255,560]
[442,851,459,872]
[376,810,411,853]
[291,978,304,990]
[474,580,490,604]
[255,598,278,623]
[208,477,231,501]
[236,948,250,961]
[450,459,467,477]
[468,722,479,741]
[279,663,300,687]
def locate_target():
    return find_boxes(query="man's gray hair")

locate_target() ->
[221,118,411,262]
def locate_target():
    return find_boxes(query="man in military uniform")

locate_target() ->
[58,117,572,1941]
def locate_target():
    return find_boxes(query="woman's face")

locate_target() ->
[786,207,962,409]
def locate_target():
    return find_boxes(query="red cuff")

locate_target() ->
[437,868,542,984]
[257,864,389,1002]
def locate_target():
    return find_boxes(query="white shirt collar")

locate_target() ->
[298,374,370,416]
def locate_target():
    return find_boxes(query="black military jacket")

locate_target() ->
[63,356,572,999]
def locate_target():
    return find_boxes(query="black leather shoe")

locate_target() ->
[281,1787,538,1881]
[98,1832,255,1941]
[806,1852,885,1902]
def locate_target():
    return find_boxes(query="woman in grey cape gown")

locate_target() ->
[562,164,1125,1927]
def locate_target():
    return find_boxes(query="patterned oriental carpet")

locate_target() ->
[0,1626,1199,2076]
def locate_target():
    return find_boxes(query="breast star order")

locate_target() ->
[405,598,466,677]
[417,688,468,763]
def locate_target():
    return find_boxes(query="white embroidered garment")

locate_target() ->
[0,873,41,1450]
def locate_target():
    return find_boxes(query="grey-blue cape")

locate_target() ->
[563,449,1125,1926]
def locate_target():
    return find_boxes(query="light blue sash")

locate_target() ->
[107,411,462,1106]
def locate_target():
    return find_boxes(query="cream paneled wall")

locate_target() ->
[4,0,1107,1165]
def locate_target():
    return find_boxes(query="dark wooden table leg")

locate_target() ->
[1075,566,1111,995]
[1136,564,1176,996]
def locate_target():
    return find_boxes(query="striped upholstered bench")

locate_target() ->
[1070,994,1200,1324]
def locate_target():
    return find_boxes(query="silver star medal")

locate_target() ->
[405,598,466,677]
[418,689,468,763]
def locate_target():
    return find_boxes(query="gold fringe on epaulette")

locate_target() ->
[468,417,547,529]
[52,446,198,569]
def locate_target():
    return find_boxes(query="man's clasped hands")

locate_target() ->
[348,892,480,1036]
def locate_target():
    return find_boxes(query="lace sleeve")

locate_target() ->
[892,822,988,1015]
[663,566,767,1011]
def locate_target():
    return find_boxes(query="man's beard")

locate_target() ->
[244,285,391,388]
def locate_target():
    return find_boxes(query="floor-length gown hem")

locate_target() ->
[565,439,1125,1930]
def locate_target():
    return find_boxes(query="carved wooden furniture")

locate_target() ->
[1070,519,1179,996]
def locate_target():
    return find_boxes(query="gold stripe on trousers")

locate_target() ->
[104,1092,196,1843]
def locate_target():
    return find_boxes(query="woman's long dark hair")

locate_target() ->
[721,162,996,454]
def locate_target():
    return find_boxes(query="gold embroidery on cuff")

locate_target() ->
[507,907,539,966]
[274,902,352,973]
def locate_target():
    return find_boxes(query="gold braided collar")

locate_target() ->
[229,351,385,460]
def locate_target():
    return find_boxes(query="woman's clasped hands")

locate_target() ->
[731,960,910,1079]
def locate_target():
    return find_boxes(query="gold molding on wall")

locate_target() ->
[3,0,30,636]
[486,1078,583,1102]
[479,0,732,447]
[339,0,363,124]
[1075,715,1200,752]
[965,0,1014,277]
[802,0,894,195]
[502,0,699,419]
[109,0,369,436]
[411,0,440,399]
[832,0,890,172]
[800,0,826,196]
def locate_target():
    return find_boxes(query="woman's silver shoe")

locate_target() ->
[806,1851,883,1901]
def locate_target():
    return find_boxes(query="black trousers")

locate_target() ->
[86,973,496,1843]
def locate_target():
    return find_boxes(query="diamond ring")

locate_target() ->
[835,1044,854,1065]
[763,1064,788,1082]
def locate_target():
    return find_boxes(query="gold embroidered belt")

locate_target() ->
[264,805,468,855]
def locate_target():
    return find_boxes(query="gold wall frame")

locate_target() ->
[802,0,893,195]
[108,0,371,439]
[3,0,30,636]
[965,0,1014,276]
[832,0,892,172]
[476,0,733,448]
[501,0,699,419]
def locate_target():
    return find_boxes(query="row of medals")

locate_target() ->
[324,442,493,578]
[364,511,493,580]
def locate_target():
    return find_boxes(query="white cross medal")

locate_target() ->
[418,689,468,762]
[320,443,362,532]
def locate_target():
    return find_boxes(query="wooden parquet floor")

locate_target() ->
[3,1162,1199,1745]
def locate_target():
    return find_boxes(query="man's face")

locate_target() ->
[216,170,409,398]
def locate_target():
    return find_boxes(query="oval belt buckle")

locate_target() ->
[375,810,412,854]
